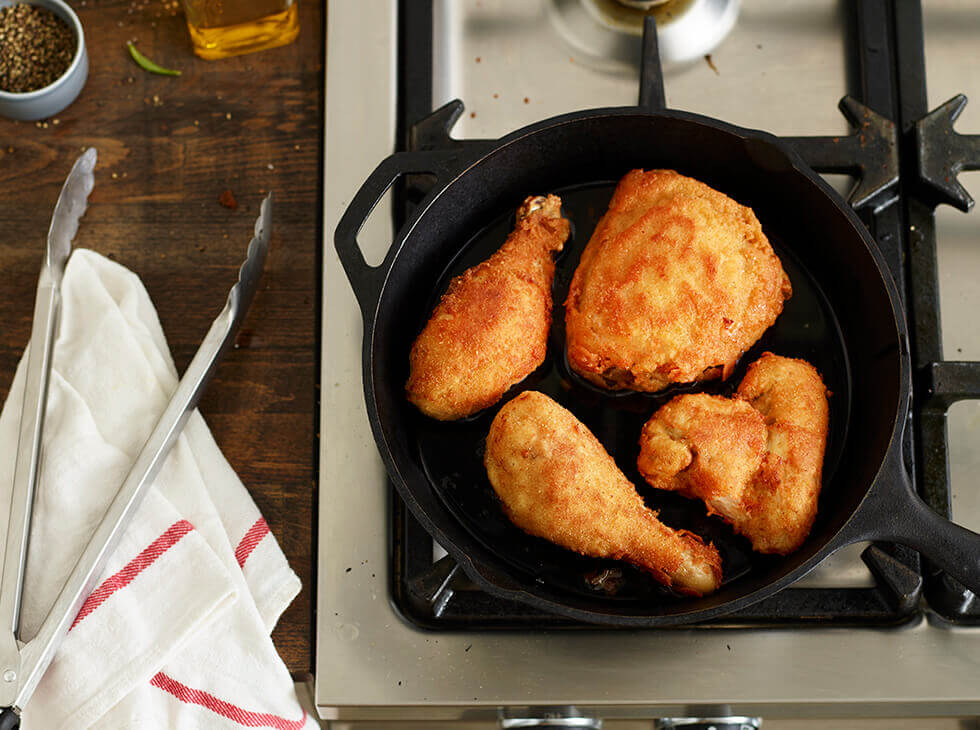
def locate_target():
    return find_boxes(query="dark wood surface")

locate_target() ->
[0,0,322,673]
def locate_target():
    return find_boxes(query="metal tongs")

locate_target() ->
[0,150,272,728]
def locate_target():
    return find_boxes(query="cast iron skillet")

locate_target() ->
[335,103,980,626]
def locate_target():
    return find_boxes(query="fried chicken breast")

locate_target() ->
[407,195,570,420]
[485,391,722,595]
[637,353,829,554]
[565,169,792,392]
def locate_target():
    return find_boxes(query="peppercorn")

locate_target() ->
[0,3,76,93]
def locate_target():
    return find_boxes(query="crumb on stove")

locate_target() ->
[493,93,498,99]
[475,56,481,63]
[470,111,476,118]
[523,96,529,104]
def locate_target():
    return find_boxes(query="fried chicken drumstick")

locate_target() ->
[565,169,792,392]
[406,195,570,420]
[638,353,829,555]
[485,391,723,596]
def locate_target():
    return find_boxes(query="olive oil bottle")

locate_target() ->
[182,0,299,60]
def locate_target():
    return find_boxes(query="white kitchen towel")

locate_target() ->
[0,249,314,729]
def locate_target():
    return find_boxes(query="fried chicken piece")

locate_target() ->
[565,169,792,392]
[485,391,722,595]
[406,195,570,420]
[637,353,829,554]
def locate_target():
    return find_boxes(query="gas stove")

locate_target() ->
[318,0,980,723]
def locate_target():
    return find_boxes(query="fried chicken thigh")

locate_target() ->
[637,353,829,554]
[565,169,792,392]
[406,195,570,420]
[485,391,722,595]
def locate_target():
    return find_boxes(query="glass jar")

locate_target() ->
[181,0,299,60]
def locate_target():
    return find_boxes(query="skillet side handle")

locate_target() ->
[0,708,18,730]
[888,491,980,596]
[334,150,461,316]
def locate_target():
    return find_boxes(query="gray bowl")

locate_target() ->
[0,0,88,121]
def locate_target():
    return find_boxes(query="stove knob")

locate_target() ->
[657,718,761,730]
[499,723,601,729]
[499,707,601,729]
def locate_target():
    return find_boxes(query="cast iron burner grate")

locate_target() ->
[388,0,980,629]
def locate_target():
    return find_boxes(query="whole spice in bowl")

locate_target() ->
[0,3,76,93]
[0,0,88,120]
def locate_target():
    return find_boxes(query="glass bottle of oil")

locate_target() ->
[181,0,299,60]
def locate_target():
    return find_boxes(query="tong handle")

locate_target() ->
[0,708,18,729]
[0,269,61,708]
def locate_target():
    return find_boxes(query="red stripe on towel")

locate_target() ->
[235,517,270,568]
[70,519,194,630]
[150,672,307,729]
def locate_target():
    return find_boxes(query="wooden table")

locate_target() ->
[0,0,322,674]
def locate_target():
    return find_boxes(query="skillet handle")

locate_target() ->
[333,150,465,316]
[887,493,980,596]
[0,708,19,730]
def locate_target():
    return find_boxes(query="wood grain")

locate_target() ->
[0,0,322,673]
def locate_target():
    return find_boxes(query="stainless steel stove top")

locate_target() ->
[318,0,980,722]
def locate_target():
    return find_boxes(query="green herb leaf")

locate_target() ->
[127,42,181,76]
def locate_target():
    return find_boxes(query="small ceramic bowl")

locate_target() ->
[0,0,88,121]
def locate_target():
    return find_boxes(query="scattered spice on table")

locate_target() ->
[219,189,237,210]
[0,3,76,93]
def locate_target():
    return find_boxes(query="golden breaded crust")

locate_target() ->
[485,391,722,596]
[637,353,829,554]
[565,170,792,392]
[406,195,570,420]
